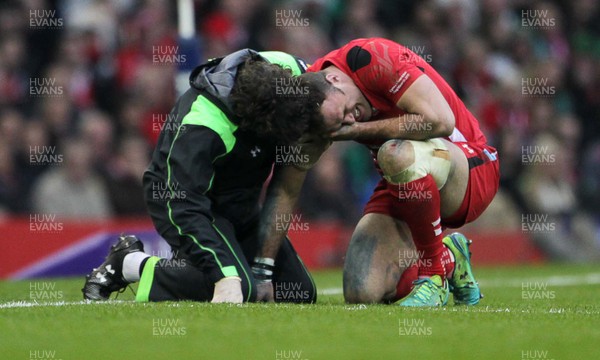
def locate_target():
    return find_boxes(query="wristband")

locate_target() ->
[254,257,275,266]
[252,257,275,282]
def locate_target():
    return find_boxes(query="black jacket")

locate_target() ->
[143,49,304,283]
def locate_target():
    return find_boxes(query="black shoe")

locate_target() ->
[82,235,144,300]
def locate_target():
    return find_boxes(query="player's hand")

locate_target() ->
[330,123,359,141]
[252,257,275,302]
[292,134,332,171]
[255,281,274,302]
[211,276,243,303]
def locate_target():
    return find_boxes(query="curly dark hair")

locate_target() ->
[229,59,329,145]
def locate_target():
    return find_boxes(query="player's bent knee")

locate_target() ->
[344,290,382,304]
[378,138,451,189]
[377,140,415,183]
[343,266,387,304]
[343,286,385,304]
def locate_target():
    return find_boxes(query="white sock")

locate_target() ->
[122,252,150,282]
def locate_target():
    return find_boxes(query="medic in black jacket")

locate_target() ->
[82,50,343,303]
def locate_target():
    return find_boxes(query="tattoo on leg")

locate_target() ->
[343,233,377,297]
[382,262,401,303]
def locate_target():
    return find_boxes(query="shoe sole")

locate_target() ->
[82,235,143,300]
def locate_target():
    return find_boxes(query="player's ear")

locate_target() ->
[324,72,339,84]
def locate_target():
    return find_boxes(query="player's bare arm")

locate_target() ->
[254,136,331,301]
[330,76,455,141]
[254,165,308,301]
[258,167,307,259]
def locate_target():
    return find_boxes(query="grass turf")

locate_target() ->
[1,263,599,360]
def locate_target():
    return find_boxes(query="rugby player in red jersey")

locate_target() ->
[303,37,500,306]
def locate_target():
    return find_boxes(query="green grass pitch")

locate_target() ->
[1,263,599,360]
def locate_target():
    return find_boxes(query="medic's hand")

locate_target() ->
[211,276,243,303]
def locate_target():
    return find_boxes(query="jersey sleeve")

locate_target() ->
[354,40,425,105]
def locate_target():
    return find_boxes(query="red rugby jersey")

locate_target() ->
[308,38,488,149]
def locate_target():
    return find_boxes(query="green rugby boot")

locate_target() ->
[398,275,449,307]
[443,232,482,305]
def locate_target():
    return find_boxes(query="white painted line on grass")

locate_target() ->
[480,272,600,288]
[320,288,343,296]
[0,300,120,309]
[2,273,600,310]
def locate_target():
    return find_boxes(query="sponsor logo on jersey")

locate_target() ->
[389,71,410,94]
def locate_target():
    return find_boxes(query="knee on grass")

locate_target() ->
[343,283,385,304]
[343,269,398,304]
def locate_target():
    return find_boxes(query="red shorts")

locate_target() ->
[363,142,500,228]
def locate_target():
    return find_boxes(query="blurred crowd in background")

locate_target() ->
[0,0,599,259]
